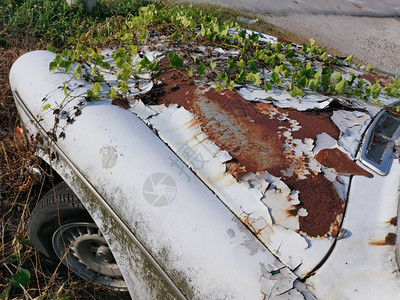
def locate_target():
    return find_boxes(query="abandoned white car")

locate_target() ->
[9,24,400,299]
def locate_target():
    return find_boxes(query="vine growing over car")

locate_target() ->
[45,3,400,136]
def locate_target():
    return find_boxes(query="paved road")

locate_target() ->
[185,0,400,75]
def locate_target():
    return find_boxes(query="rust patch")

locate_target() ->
[315,148,373,178]
[253,103,340,140]
[386,217,398,226]
[284,174,344,237]
[285,110,340,140]
[361,71,393,86]
[370,233,397,246]
[386,233,397,245]
[111,98,130,109]
[277,37,292,44]
[155,69,345,237]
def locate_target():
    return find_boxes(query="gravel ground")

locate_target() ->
[184,0,400,75]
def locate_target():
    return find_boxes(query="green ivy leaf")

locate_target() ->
[188,69,194,77]
[289,77,295,90]
[210,59,217,70]
[228,80,235,91]
[236,69,246,84]
[270,71,282,85]
[238,29,247,39]
[167,51,184,68]
[308,78,319,91]
[236,59,246,70]
[63,82,68,97]
[171,31,179,41]
[113,48,127,60]
[353,88,363,98]
[320,52,328,62]
[302,43,309,54]
[94,75,105,83]
[115,57,125,69]
[127,45,138,55]
[387,87,399,97]
[90,66,97,76]
[393,77,400,88]
[290,86,304,98]
[345,54,354,65]
[46,44,58,53]
[121,32,134,41]
[227,60,234,70]
[333,73,342,82]
[73,64,82,79]
[335,79,347,94]
[264,82,272,92]
[348,74,356,86]
[371,81,382,99]
[118,81,128,93]
[215,82,223,91]
[366,64,374,71]
[248,58,258,73]
[92,82,102,96]
[140,56,151,68]
[287,51,295,59]
[298,76,308,88]
[60,60,73,73]
[357,79,367,88]
[149,61,160,72]
[253,72,261,85]
[194,56,200,65]
[49,61,58,71]
[107,87,118,98]
[121,64,132,81]
[196,64,206,76]
[42,104,51,111]
[282,70,291,79]
[95,55,105,66]
[217,71,228,84]
[11,268,30,288]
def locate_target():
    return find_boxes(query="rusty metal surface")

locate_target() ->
[155,69,346,239]
[119,38,391,278]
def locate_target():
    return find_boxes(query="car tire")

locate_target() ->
[28,181,126,290]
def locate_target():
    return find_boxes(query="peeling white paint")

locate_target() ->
[331,110,371,158]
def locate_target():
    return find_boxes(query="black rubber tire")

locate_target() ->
[28,181,127,291]
[28,181,92,264]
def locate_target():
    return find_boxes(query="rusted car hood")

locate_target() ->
[9,28,400,297]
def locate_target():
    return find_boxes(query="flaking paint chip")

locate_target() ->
[315,148,373,178]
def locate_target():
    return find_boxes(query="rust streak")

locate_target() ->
[193,137,208,146]
[370,233,397,246]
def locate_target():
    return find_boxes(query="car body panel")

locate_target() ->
[307,159,400,299]
[9,26,400,298]
[11,50,309,299]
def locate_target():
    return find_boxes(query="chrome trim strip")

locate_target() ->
[13,90,187,299]
[360,103,400,176]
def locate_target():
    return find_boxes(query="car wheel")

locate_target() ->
[28,181,126,290]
